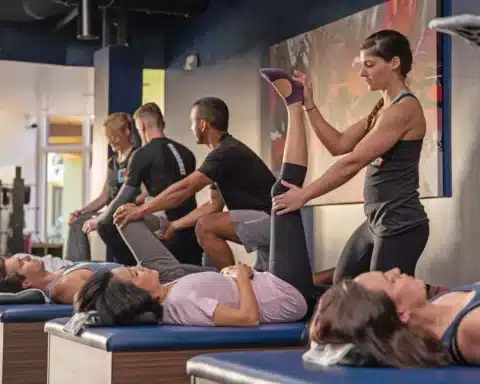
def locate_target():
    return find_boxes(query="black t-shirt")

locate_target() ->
[124,137,197,221]
[107,148,138,203]
[197,134,275,214]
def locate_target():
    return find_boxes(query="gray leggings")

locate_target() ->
[117,215,215,283]
[64,212,96,262]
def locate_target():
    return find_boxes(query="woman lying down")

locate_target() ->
[74,81,317,328]
[306,270,480,367]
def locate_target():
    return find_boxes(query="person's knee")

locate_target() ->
[271,163,307,198]
[97,220,116,239]
[195,216,215,244]
[69,217,84,231]
[271,179,287,198]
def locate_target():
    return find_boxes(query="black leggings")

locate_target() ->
[333,220,429,284]
[269,163,314,308]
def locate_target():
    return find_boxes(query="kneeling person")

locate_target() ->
[115,97,276,271]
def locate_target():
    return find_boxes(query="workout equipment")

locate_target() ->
[45,318,307,384]
[0,304,72,384]
[429,14,480,46]
[187,349,480,384]
[0,166,33,255]
[0,289,49,305]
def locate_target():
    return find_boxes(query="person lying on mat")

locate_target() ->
[312,266,448,299]
[309,269,480,367]
[0,256,122,303]
[74,72,320,327]
[1,254,73,275]
[0,231,217,304]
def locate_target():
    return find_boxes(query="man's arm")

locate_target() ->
[170,187,225,232]
[139,171,213,216]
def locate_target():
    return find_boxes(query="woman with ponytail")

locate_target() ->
[65,112,142,264]
[261,30,429,282]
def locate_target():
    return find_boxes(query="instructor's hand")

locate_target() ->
[272,180,308,215]
[292,70,314,109]
[114,203,144,229]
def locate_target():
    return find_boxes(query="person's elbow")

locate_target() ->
[341,155,369,178]
[243,312,260,327]
[212,305,260,327]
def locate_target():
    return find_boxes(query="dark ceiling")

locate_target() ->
[0,0,210,41]
[0,0,210,22]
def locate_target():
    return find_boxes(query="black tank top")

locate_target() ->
[363,92,428,237]
[431,283,480,364]
[107,148,137,203]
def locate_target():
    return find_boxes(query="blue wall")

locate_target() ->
[165,0,384,68]
[0,0,385,68]
[0,14,167,67]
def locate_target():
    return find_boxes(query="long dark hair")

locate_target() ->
[362,30,413,131]
[75,270,163,324]
[309,280,452,368]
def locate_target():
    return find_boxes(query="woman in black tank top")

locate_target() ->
[262,30,429,284]
[64,113,142,262]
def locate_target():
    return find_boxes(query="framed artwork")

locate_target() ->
[262,0,451,205]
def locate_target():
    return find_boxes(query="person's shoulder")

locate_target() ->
[456,305,480,364]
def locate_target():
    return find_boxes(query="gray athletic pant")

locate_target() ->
[117,215,215,283]
[64,212,96,262]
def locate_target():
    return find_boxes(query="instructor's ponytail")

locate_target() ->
[366,98,384,132]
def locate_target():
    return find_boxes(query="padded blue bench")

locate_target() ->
[45,318,308,384]
[187,349,480,384]
[0,304,72,384]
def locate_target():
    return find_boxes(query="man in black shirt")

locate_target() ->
[97,103,203,266]
[114,97,276,270]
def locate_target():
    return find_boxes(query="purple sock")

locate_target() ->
[260,68,304,105]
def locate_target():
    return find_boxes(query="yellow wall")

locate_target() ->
[142,69,165,112]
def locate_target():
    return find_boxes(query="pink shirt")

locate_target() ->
[162,271,307,326]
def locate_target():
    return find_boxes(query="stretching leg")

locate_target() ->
[269,100,314,305]
[64,212,95,261]
[118,216,213,283]
[97,221,136,266]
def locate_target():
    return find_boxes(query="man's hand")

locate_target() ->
[156,220,178,241]
[113,203,144,229]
